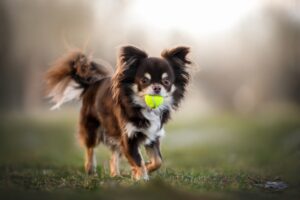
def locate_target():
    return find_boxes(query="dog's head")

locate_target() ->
[112,45,191,110]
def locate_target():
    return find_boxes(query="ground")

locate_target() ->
[0,109,299,199]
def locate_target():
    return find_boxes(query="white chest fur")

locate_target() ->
[125,109,165,145]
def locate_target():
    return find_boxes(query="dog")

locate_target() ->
[45,45,191,180]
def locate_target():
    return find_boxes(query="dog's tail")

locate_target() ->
[45,50,111,110]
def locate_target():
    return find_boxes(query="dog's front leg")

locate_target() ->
[145,138,162,173]
[121,134,148,181]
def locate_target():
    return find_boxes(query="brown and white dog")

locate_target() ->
[45,45,191,180]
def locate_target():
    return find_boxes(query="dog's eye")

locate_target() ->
[162,79,170,86]
[141,77,150,85]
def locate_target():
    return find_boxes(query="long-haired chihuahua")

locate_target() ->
[45,45,191,180]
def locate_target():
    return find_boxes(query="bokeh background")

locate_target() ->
[0,0,300,199]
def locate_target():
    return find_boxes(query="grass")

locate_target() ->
[0,110,300,199]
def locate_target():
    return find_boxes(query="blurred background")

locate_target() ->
[0,0,299,114]
[0,0,300,199]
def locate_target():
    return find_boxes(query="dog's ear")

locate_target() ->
[118,45,148,67]
[161,46,191,65]
[161,46,191,110]
[111,46,147,104]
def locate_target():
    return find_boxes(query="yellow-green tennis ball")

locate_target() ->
[144,95,164,109]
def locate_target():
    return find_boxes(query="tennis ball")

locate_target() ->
[144,95,164,109]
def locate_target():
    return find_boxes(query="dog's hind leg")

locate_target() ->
[79,115,100,175]
[110,150,121,177]
[84,147,97,175]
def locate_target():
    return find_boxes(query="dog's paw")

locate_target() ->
[110,171,121,178]
[85,163,97,176]
[142,174,149,181]
[131,166,149,181]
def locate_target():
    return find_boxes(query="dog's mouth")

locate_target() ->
[137,89,170,98]
[138,93,169,99]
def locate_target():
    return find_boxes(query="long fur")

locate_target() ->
[111,46,148,104]
[45,50,111,109]
[44,45,191,180]
[161,46,191,109]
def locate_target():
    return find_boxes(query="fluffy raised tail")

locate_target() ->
[45,50,111,110]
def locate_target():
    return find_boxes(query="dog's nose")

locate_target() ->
[153,85,161,94]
